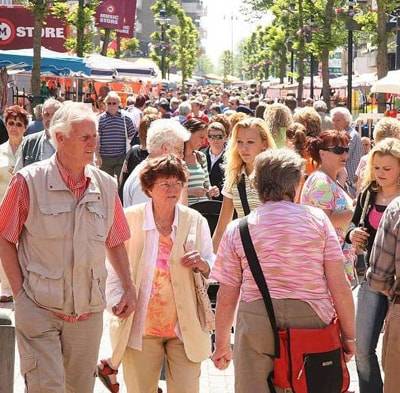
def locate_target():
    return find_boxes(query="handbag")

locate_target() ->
[237,173,250,216]
[193,270,215,332]
[123,115,131,153]
[238,217,350,393]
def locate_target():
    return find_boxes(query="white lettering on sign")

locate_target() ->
[16,26,65,38]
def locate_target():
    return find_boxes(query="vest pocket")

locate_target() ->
[86,204,107,242]
[90,266,107,307]
[26,263,64,310]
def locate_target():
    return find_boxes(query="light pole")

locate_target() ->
[157,9,170,80]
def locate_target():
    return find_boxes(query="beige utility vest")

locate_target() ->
[110,203,211,367]
[18,156,116,316]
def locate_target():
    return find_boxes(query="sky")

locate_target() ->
[202,0,273,67]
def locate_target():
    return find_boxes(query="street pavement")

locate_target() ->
[3,287,379,393]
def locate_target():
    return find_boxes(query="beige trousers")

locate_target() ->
[234,299,327,393]
[382,302,400,393]
[0,258,11,296]
[14,290,103,393]
[122,336,201,393]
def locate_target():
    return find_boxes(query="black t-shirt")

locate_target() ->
[118,145,149,203]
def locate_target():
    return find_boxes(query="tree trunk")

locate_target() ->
[296,0,304,104]
[321,0,334,109]
[76,0,85,57]
[32,3,46,107]
[321,48,330,109]
[101,29,112,56]
[279,52,287,84]
[376,0,389,113]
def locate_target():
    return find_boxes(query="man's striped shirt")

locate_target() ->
[98,111,136,158]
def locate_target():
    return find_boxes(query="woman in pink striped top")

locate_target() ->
[210,148,355,393]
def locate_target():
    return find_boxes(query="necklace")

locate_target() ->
[154,219,173,235]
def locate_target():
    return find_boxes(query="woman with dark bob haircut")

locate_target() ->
[100,154,214,393]
[0,105,29,303]
[211,148,355,393]
[301,129,355,283]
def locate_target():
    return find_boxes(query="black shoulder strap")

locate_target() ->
[237,174,250,216]
[238,217,280,357]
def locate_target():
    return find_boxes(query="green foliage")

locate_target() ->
[150,0,200,85]
[219,50,234,81]
[195,54,215,75]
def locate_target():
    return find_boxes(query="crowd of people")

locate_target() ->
[0,85,399,393]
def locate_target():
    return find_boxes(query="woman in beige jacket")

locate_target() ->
[98,154,214,393]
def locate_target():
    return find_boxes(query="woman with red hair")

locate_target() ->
[301,129,355,283]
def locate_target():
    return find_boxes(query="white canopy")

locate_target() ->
[371,70,400,95]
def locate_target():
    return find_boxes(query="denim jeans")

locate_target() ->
[356,280,388,393]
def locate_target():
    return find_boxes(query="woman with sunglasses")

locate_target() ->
[301,129,355,283]
[0,105,28,303]
[201,122,228,201]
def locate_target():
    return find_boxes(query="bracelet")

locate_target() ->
[343,338,356,343]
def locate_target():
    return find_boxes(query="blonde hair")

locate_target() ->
[224,118,276,190]
[293,107,322,137]
[362,138,400,190]
[373,117,400,143]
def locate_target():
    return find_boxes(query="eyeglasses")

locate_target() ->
[7,120,24,128]
[107,102,118,105]
[154,181,183,189]
[208,134,224,140]
[322,146,350,155]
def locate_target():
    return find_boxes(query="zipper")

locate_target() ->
[297,355,309,380]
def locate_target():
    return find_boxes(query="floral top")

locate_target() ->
[144,234,177,337]
[301,170,355,281]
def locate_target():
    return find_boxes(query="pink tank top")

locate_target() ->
[368,205,384,230]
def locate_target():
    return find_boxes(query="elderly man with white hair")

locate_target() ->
[98,91,136,180]
[0,102,136,393]
[330,106,363,196]
[123,119,190,207]
[14,97,62,171]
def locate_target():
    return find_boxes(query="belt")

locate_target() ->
[53,312,92,323]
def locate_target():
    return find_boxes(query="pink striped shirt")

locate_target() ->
[211,201,345,324]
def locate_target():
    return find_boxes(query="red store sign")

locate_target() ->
[0,5,67,52]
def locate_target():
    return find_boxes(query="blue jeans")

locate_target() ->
[356,280,388,393]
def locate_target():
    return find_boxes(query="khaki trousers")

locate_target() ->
[382,302,400,393]
[234,299,327,393]
[122,336,201,393]
[14,290,103,393]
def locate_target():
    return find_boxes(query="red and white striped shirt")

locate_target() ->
[0,158,130,247]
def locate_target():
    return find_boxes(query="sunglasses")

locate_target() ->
[107,102,119,105]
[7,120,24,128]
[322,146,350,155]
[208,134,224,140]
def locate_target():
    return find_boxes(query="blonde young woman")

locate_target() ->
[347,138,400,393]
[212,118,276,252]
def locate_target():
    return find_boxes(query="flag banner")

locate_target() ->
[95,0,125,30]
[116,0,137,38]
[0,5,67,52]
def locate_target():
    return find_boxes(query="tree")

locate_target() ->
[219,50,234,83]
[52,0,100,57]
[20,0,64,105]
[150,0,199,86]
[195,54,215,75]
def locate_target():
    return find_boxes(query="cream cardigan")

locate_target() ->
[108,203,212,368]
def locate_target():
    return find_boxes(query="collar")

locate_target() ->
[105,110,122,118]
[143,200,179,231]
